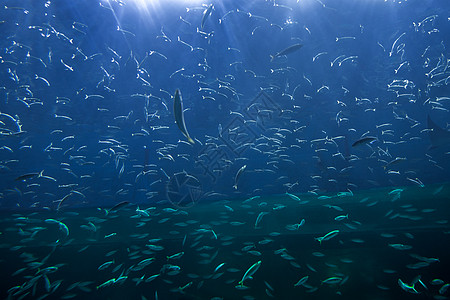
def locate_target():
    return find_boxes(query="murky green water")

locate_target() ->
[1,183,449,299]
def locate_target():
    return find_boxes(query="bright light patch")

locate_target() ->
[124,0,204,10]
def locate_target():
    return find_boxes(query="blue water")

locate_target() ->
[0,0,450,299]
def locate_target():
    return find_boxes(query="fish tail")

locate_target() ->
[187,136,195,144]
[233,184,238,190]
[270,55,274,62]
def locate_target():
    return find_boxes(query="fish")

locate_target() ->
[137,258,155,267]
[383,157,406,169]
[15,170,44,181]
[398,278,418,294]
[98,260,114,270]
[214,262,226,273]
[270,43,303,61]
[294,275,309,287]
[351,136,377,147]
[254,212,269,228]
[315,230,339,244]
[96,278,116,289]
[389,243,412,250]
[173,89,194,144]
[322,277,343,285]
[233,165,247,189]
[334,214,348,221]
[201,4,213,30]
[45,219,69,236]
[237,261,262,288]
[427,115,450,148]
[106,201,130,214]
[167,252,184,260]
[286,192,301,201]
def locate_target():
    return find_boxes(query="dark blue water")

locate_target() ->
[0,0,449,299]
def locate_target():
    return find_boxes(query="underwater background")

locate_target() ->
[0,0,450,299]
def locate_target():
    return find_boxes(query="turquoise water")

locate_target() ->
[1,183,449,299]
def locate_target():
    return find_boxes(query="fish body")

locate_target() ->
[294,275,309,287]
[316,230,339,244]
[383,157,406,169]
[96,278,116,289]
[15,170,44,181]
[201,4,213,30]
[174,89,194,144]
[286,192,301,201]
[98,260,114,270]
[238,261,261,287]
[106,201,130,215]
[352,136,377,147]
[233,165,247,189]
[322,277,343,285]
[389,243,412,250]
[136,258,155,269]
[167,252,184,261]
[271,43,303,61]
[254,212,268,228]
[334,214,348,221]
[398,279,418,294]
[214,262,225,273]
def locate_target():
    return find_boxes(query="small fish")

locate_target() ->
[322,277,343,285]
[255,212,269,228]
[97,278,116,289]
[137,258,155,267]
[15,170,44,181]
[294,275,309,287]
[233,165,247,190]
[383,157,406,169]
[218,123,223,137]
[398,278,418,294]
[214,262,226,273]
[271,43,303,61]
[286,192,301,201]
[106,201,130,214]
[167,252,184,260]
[45,219,69,236]
[334,214,348,221]
[173,89,194,144]
[238,261,261,288]
[316,230,339,244]
[389,243,412,250]
[352,136,377,147]
[201,4,213,30]
[178,281,193,291]
[98,260,114,270]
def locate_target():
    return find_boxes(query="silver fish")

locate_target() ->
[173,89,194,144]
[352,136,377,147]
[238,260,261,288]
[271,43,303,61]
[233,164,247,189]
[201,4,213,30]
